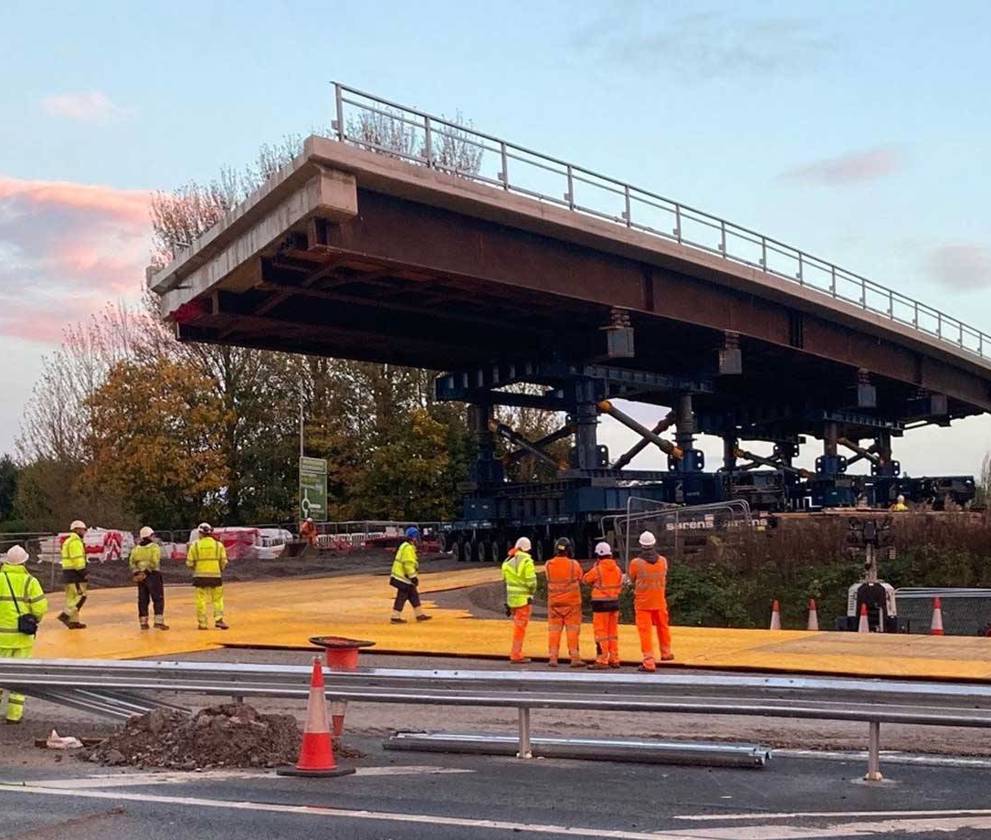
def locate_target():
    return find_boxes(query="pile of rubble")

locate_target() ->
[82,703,301,770]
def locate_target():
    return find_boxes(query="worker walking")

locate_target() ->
[57,520,88,629]
[502,537,537,664]
[390,526,431,624]
[129,526,168,630]
[186,523,229,630]
[629,530,674,671]
[0,545,48,724]
[583,541,623,669]
[545,536,584,667]
[300,517,318,549]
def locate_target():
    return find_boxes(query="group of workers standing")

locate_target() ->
[502,530,673,672]
[389,526,674,672]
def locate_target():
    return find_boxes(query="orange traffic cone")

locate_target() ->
[769,599,781,630]
[857,603,870,633]
[806,599,819,632]
[277,657,355,777]
[930,597,944,636]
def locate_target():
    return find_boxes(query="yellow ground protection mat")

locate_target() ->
[34,567,991,680]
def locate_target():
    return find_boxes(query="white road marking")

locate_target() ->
[18,765,472,789]
[775,748,991,770]
[0,783,988,839]
[677,808,991,822]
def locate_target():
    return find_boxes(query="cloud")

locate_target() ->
[571,10,837,79]
[41,90,129,123]
[781,147,903,185]
[0,175,152,344]
[927,244,991,291]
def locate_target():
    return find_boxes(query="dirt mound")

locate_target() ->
[81,703,301,770]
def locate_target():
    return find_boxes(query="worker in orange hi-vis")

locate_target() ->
[628,530,674,672]
[544,536,584,668]
[582,541,623,669]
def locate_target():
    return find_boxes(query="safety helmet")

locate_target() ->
[70,520,87,531]
[405,526,420,540]
[553,536,574,557]
[139,526,155,540]
[515,537,532,552]
[896,495,905,503]
[4,545,28,566]
[594,541,612,557]
[198,522,213,534]
[638,530,657,548]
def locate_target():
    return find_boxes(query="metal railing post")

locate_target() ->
[423,116,433,166]
[830,264,837,296]
[913,301,919,328]
[761,237,768,269]
[864,720,883,781]
[720,220,727,254]
[797,252,804,284]
[959,323,964,347]
[674,204,682,242]
[860,279,866,307]
[517,706,532,759]
[499,142,509,189]
[623,185,631,227]
[937,312,942,339]
[334,84,345,141]
[888,290,894,318]
[565,165,575,210]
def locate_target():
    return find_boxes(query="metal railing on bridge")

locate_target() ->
[331,82,991,364]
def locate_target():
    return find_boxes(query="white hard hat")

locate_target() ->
[70,520,86,531]
[305,517,313,523]
[198,522,213,533]
[638,530,657,548]
[4,545,29,566]
[139,526,155,540]
[594,541,612,556]
[896,495,905,502]
[514,537,531,552]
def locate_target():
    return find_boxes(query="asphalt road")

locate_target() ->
[3,738,991,839]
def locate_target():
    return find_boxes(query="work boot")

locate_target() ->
[587,662,609,670]
[154,621,170,630]
[547,659,558,668]
[57,612,71,628]
[415,614,432,622]
[4,719,22,726]
[608,662,622,669]
[197,625,209,631]
[139,620,150,630]
[569,659,585,668]
[214,620,229,630]
[68,622,87,630]
[390,617,407,624]
[637,664,656,673]
[509,658,532,665]
[660,653,675,662]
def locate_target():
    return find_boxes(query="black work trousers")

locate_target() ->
[137,571,165,618]
[391,580,421,612]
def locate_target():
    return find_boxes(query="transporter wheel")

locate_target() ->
[450,536,464,562]
[461,538,477,563]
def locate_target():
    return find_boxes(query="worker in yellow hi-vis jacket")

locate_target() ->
[186,523,229,630]
[1,545,48,724]
[389,527,431,624]
[58,520,88,629]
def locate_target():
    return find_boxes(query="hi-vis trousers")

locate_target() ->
[0,646,31,722]
[195,586,224,628]
[547,604,581,664]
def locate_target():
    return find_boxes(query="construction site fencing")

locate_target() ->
[331,82,991,365]
[3,659,990,779]
[603,498,754,566]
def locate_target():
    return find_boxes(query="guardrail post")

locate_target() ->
[674,204,682,242]
[720,220,727,254]
[830,264,837,296]
[498,142,509,189]
[888,290,894,318]
[334,84,345,141]
[797,252,804,284]
[424,116,433,167]
[864,720,883,781]
[913,301,919,328]
[959,323,964,347]
[761,237,767,270]
[623,185,631,227]
[860,279,866,307]
[937,312,942,339]
[517,706,532,759]
[565,166,575,210]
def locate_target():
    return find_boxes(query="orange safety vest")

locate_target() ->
[545,555,583,609]
[629,554,668,611]
[582,558,623,601]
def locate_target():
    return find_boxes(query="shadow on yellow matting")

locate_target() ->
[32,567,991,680]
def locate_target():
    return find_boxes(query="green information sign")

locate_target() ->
[299,456,328,522]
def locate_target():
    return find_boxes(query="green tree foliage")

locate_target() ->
[0,455,17,523]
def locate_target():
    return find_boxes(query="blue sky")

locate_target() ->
[1,0,990,474]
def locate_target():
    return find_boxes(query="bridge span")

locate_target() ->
[150,84,988,535]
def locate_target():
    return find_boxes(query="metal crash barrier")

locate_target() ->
[2,659,990,780]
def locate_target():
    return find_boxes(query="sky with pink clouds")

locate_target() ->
[1,0,990,475]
